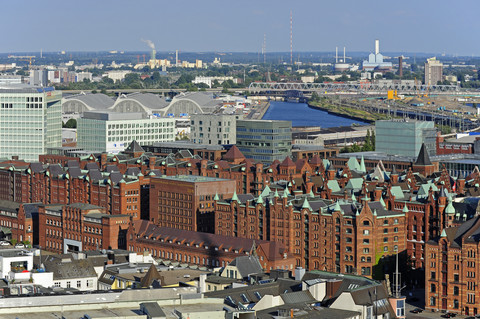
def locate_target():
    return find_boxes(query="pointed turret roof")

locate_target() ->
[415,143,432,166]
[440,229,447,237]
[231,191,240,203]
[445,199,455,215]
[214,192,219,201]
[261,185,271,198]
[333,201,341,212]
[309,155,322,166]
[124,140,145,153]
[139,264,162,288]
[403,204,409,213]
[256,194,264,205]
[274,189,279,198]
[280,156,295,167]
[302,198,312,211]
[309,189,314,198]
[360,156,366,173]
[379,196,386,208]
[223,145,245,161]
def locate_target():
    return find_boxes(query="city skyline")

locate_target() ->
[2,0,480,56]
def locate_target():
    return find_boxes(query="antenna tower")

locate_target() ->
[262,34,266,64]
[290,11,293,65]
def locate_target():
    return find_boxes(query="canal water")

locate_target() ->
[262,101,368,127]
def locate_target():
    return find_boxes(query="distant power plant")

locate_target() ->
[362,39,393,72]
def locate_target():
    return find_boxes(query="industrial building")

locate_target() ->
[0,85,62,161]
[63,91,221,118]
[236,119,292,163]
[362,39,393,72]
[375,119,436,158]
[77,111,175,153]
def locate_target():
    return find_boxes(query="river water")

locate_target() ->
[262,101,368,127]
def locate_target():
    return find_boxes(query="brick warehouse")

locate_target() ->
[425,216,480,315]
[38,203,130,253]
[211,187,407,276]
[149,175,236,231]
[127,219,296,271]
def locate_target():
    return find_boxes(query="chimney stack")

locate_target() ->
[375,39,380,55]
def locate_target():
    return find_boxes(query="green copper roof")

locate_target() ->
[347,157,360,171]
[283,188,289,198]
[379,197,386,208]
[333,201,342,212]
[256,194,264,205]
[327,180,341,193]
[445,199,455,215]
[390,186,405,200]
[261,185,271,198]
[302,198,312,211]
[441,229,447,237]
[231,191,240,203]
[214,192,219,201]
[309,189,315,198]
[402,204,409,213]
[359,155,366,173]
[274,189,279,198]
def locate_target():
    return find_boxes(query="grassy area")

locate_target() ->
[309,100,393,122]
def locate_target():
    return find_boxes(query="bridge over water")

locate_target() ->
[248,82,460,95]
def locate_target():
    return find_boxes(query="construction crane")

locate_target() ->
[8,55,35,66]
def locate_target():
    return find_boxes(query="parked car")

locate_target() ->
[411,308,423,314]
[0,241,9,246]
[14,243,25,249]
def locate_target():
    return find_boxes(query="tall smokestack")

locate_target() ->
[343,47,346,63]
[375,39,380,55]
[398,56,403,78]
[335,47,338,63]
[151,49,156,61]
[176,50,178,67]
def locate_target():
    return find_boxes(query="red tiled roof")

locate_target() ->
[223,145,245,161]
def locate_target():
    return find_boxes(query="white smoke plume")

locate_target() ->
[141,39,155,50]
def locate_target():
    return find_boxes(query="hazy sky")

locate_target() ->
[2,0,479,55]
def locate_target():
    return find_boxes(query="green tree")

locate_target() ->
[64,119,77,128]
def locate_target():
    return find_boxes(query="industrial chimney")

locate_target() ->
[375,39,380,55]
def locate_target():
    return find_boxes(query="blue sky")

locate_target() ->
[2,0,479,55]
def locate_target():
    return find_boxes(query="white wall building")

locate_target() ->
[77,111,175,153]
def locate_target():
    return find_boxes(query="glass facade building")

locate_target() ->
[236,119,292,163]
[0,86,62,161]
[375,120,436,158]
[77,111,175,153]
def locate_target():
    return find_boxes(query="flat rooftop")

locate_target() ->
[153,175,232,183]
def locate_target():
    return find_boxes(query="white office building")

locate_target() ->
[0,86,62,161]
[77,111,175,153]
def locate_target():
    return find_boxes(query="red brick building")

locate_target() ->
[213,189,407,276]
[425,217,480,315]
[149,175,236,231]
[127,219,296,271]
[0,200,38,244]
[38,203,130,254]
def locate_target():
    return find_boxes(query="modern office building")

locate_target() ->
[375,119,436,158]
[425,57,443,86]
[77,111,175,153]
[190,114,238,145]
[236,119,292,162]
[0,85,62,161]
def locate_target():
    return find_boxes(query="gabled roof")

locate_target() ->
[279,156,295,168]
[139,264,162,288]
[223,145,245,161]
[125,140,145,153]
[228,256,263,278]
[415,143,432,166]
